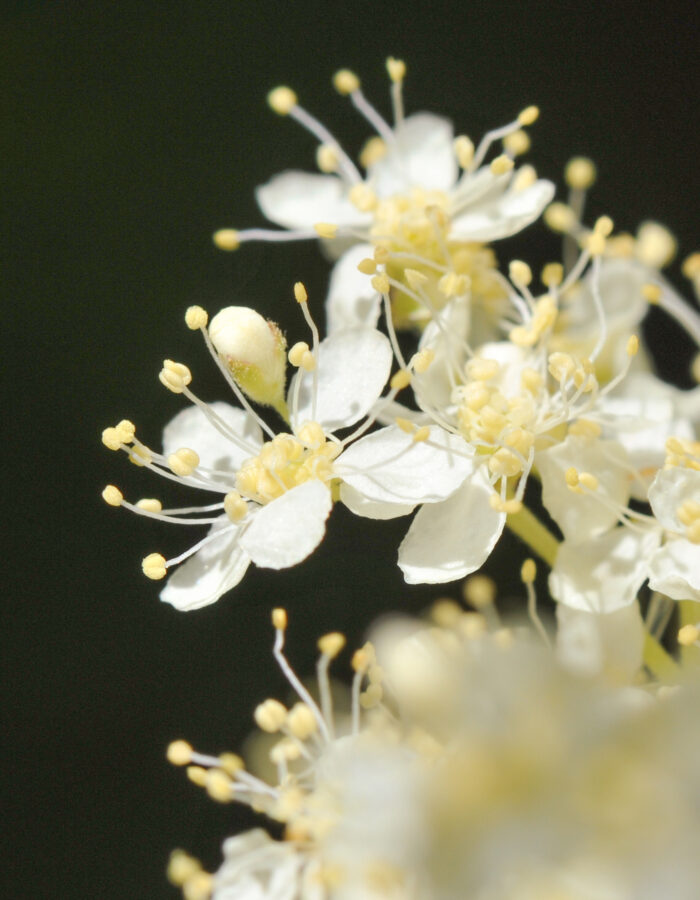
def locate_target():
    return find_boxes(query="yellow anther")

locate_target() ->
[316,143,339,173]
[373,244,390,263]
[182,871,213,900]
[413,426,430,443]
[318,631,346,658]
[288,341,310,367]
[502,498,523,514]
[544,202,577,233]
[167,850,201,887]
[284,704,316,741]
[488,447,523,478]
[521,367,543,393]
[267,86,297,115]
[682,252,700,280]
[166,739,193,766]
[565,157,597,190]
[212,228,240,251]
[102,484,123,507]
[587,231,606,256]
[438,270,470,297]
[462,381,491,410]
[115,419,135,442]
[636,221,677,268]
[508,259,532,287]
[159,360,192,394]
[512,165,537,192]
[642,282,662,304]
[686,520,700,543]
[518,105,540,126]
[254,699,287,733]
[453,135,474,169]
[371,272,390,294]
[205,769,233,803]
[386,56,406,82]
[136,498,162,512]
[490,154,514,176]
[333,68,360,95]
[503,129,531,156]
[411,348,435,374]
[505,428,534,456]
[272,607,288,631]
[128,444,152,467]
[579,471,599,491]
[357,257,377,275]
[677,501,700,526]
[466,357,500,381]
[521,558,537,584]
[359,136,387,168]
[565,467,580,487]
[390,369,411,391]
[185,306,208,330]
[218,753,244,776]
[142,552,167,580]
[186,765,207,787]
[568,419,602,438]
[300,350,316,372]
[348,182,378,212]
[548,352,576,382]
[297,421,325,448]
[395,417,415,434]
[594,215,614,237]
[541,262,564,288]
[626,334,639,357]
[293,281,308,304]
[168,447,200,477]
[430,598,462,628]
[223,491,247,523]
[314,222,338,239]
[404,268,428,290]
[678,624,699,646]
[101,427,122,451]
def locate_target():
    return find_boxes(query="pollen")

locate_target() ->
[359,135,387,168]
[357,257,377,275]
[254,698,287,733]
[438,270,470,297]
[453,135,474,169]
[333,68,360,95]
[185,306,208,330]
[508,260,532,287]
[168,448,200,477]
[565,467,580,488]
[520,558,537,584]
[503,129,530,156]
[314,222,338,239]
[212,228,240,251]
[349,182,378,212]
[166,740,193,766]
[518,105,540,126]
[642,282,662,304]
[102,484,123,507]
[411,348,435,374]
[272,607,288,631]
[371,273,390,294]
[386,56,406,82]
[286,703,317,740]
[205,769,233,803]
[541,262,564,288]
[267,86,298,115]
[159,360,193,394]
[316,143,339,173]
[636,221,677,268]
[136,498,162,512]
[678,624,700,646]
[142,552,167,580]
[587,231,607,256]
[544,202,577,233]
[594,215,614,237]
[223,491,248,522]
[490,154,514,176]
[413,426,430,442]
[167,850,201,887]
[626,335,639,357]
[466,357,500,381]
[293,281,308,304]
[289,341,310,367]
[318,631,346,658]
[488,447,523,478]
[565,157,597,190]
[390,369,411,391]
[579,471,599,491]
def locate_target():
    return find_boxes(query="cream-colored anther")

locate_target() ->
[297,421,325,448]
[272,607,288,631]
[413,426,430,443]
[386,56,406,82]
[462,381,490,410]
[101,427,122,451]
[351,647,370,673]
[167,739,193,766]
[505,428,534,456]
[548,352,576,382]
[642,283,662,304]
[218,753,244,776]
[636,221,677,268]
[300,350,316,372]
[463,574,496,608]
[142,552,167,580]
[594,215,614,237]
[314,222,338,239]
[518,105,540,126]
[677,500,700,526]
[115,419,135,442]
[159,360,192,394]
[686,520,700,543]
[390,369,411,391]
[357,257,377,275]
[316,143,339,173]
[521,558,536,584]
[206,769,233,803]
[254,698,287,733]
[509,260,532,287]
[565,157,597,190]
[503,129,530,156]
[185,306,208,330]
[360,682,383,709]
[512,164,537,192]
[212,228,240,251]
[404,268,428,290]
[568,419,602,438]
[544,202,577,233]
[102,485,123,507]
[678,624,699,646]
[579,472,599,491]
[348,182,377,212]
[395,417,415,434]
[411,348,435,374]
[431,598,462,628]
[501,498,523,514]
[373,244,390,264]
[488,447,523,478]
[136,498,162,512]
[371,272,390,294]
[267,86,297,115]
[453,135,475,169]
[128,444,151,467]
[333,68,360,95]
[626,335,639,357]
[182,870,213,900]
[565,467,580,488]
[167,850,201,887]
[223,491,247,523]
[466,357,500,381]
[438,270,470,297]
[168,447,200,477]
[318,631,346,659]
[288,341,310,367]
[521,367,543,393]
[587,231,606,256]
[359,136,387,168]
[293,281,308,304]
[460,612,488,639]
[541,262,564,288]
[286,702,318,740]
[186,765,207,787]
[490,154,514,176]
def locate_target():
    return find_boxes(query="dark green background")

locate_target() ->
[4,2,699,896]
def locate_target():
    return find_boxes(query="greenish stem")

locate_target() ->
[643,632,681,683]
[679,600,700,667]
[506,506,559,568]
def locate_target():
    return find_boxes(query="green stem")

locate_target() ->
[506,506,559,567]
[643,632,681,683]
[679,600,700,667]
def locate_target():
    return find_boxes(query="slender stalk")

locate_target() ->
[506,506,559,567]
[643,632,681,683]
[679,600,700,667]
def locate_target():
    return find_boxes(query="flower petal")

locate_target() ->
[256,171,369,230]
[413,299,471,413]
[289,328,392,432]
[339,482,415,520]
[450,178,554,242]
[325,244,381,333]
[162,402,262,472]
[648,466,700,533]
[239,481,332,569]
[398,469,505,584]
[648,540,700,602]
[549,528,660,613]
[555,601,645,682]
[160,518,251,611]
[368,113,457,194]
[337,425,474,504]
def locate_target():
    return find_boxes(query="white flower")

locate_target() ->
[647,466,700,602]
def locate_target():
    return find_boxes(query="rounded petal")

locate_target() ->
[549,528,660,613]
[339,482,415,520]
[398,470,505,584]
[325,244,381,333]
[450,178,554,242]
[414,299,471,413]
[648,466,700,533]
[160,519,250,611]
[162,402,262,472]
[555,601,645,681]
[256,170,369,230]
[289,328,392,432]
[368,113,457,194]
[337,425,474,504]
[239,481,332,569]
[648,540,700,602]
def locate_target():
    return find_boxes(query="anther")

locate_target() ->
[390,369,411,391]
[333,69,360,95]
[357,257,377,275]
[212,228,240,251]
[348,182,378,212]
[102,484,123,507]
[186,766,207,787]
[411,348,435,374]
[579,472,599,491]
[371,273,390,294]
[682,252,700,281]
[293,281,308,304]
[586,231,606,256]
[594,215,614,237]
[521,558,536,584]
[636,221,677,268]
[205,769,233,803]
[316,143,339,173]
[136,498,162,512]
[185,306,208,330]
[101,427,122,451]
[518,105,540,126]
[318,632,346,658]
[223,491,248,522]
[267,86,298,115]
[503,130,530,156]
[166,740,193,766]
[490,154,514,176]
[286,703,318,740]
[218,753,244,776]
[642,283,662,304]
[168,448,200,477]
[142,552,167,580]
[431,598,462,627]
[565,467,579,488]
[488,448,523,478]
[678,624,699,647]
[386,57,406,82]
[453,135,474,169]
[509,260,532,287]
[289,341,310,367]
[413,426,430,442]
[254,698,287,733]
[314,222,338,239]
[359,136,387,168]
[167,850,201,887]
[565,157,597,190]
[626,335,639,357]
[272,607,288,631]
[544,202,577,233]
[159,360,192,394]
[541,262,564,288]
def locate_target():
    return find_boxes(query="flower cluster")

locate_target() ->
[101,58,700,897]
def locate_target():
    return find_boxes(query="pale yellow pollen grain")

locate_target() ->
[438,270,470,297]
[359,135,387,168]
[142,552,167,580]
[678,624,699,646]
[544,202,577,233]
[579,471,599,491]
[512,164,537,191]
[218,753,244,776]
[166,739,193,766]
[128,444,152,467]
[351,647,370,673]
[293,281,308,304]
[168,447,200,477]
[565,156,597,190]
[518,105,540,126]
[411,347,435,374]
[642,283,662,304]
[466,357,500,381]
[267,86,297,115]
[587,231,606,256]
[348,182,377,212]
[185,305,208,330]
[521,558,537,584]
[288,341,310,367]
[272,607,288,630]
[212,228,240,251]
[159,359,192,394]
[565,467,580,487]
[386,56,406,82]
[636,221,677,268]
[509,259,532,287]
[186,765,207,787]
[223,490,247,523]
[390,369,411,391]
[205,769,233,803]
[167,850,201,887]
[502,498,523,514]
[314,222,338,239]
[412,426,430,442]
[371,272,390,294]
[136,498,162,512]
[286,702,318,740]
[333,68,360,95]
[453,135,474,169]
[101,427,122,451]
[254,698,287,733]
[488,447,523,477]
[102,484,123,507]
[541,262,564,288]
[626,334,639,357]
[594,215,614,237]
[318,631,346,658]
[395,417,415,434]
[300,349,316,372]
[316,143,339,173]
[503,129,531,156]
[357,257,377,275]
[490,154,514,176]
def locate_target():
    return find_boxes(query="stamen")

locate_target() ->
[213,227,320,250]
[273,619,330,742]
[386,56,406,126]
[348,86,396,145]
[294,282,320,421]
[471,109,535,172]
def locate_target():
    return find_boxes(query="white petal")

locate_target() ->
[450,178,554,242]
[398,470,505,584]
[537,436,631,542]
[289,328,392,432]
[160,518,251,611]
[648,540,700,602]
[648,466,700,532]
[555,601,645,681]
[337,425,474,504]
[162,402,262,472]
[256,171,370,230]
[325,244,381,333]
[368,113,457,194]
[413,299,471,413]
[239,481,332,569]
[339,482,415,520]
[549,528,660,613]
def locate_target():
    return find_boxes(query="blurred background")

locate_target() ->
[3,1,699,896]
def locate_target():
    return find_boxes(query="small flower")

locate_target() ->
[647,464,700,602]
